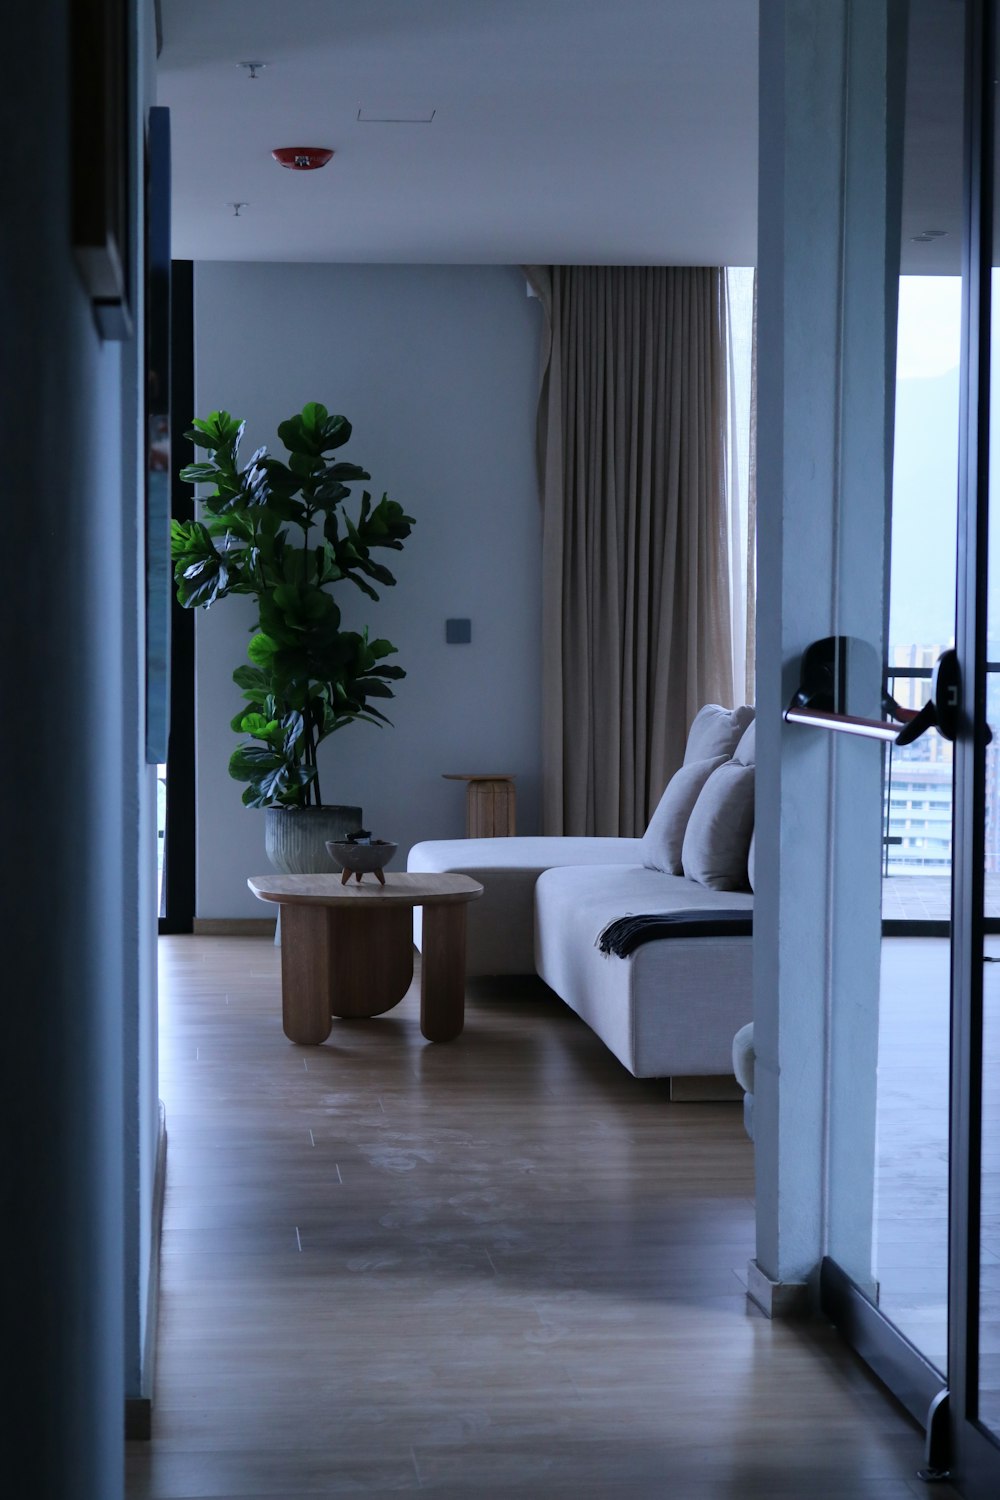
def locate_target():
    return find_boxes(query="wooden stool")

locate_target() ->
[442,774,516,837]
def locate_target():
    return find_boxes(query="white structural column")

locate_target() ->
[753,0,903,1311]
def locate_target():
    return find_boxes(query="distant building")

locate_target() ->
[886,643,1000,873]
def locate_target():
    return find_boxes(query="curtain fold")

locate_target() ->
[525,265,734,836]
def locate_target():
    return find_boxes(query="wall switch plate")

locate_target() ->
[445,618,471,644]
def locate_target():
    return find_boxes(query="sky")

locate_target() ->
[890,275,1000,660]
[888,276,960,654]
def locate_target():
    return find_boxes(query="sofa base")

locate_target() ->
[668,1074,744,1102]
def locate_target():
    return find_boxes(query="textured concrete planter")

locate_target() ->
[264,805,364,874]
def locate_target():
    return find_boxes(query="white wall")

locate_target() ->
[1,0,157,1489]
[754,0,896,1302]
[193,263,543,918]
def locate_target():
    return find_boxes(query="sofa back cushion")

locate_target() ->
[684,704,755,766]
[641,707,755,878]
[640,754,729,875]
[681,751,755,892]
[731,718,755,767]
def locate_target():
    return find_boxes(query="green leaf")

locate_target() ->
[315,541,344,586]
[247,632,280,666]
[170,520,232,608]
[233,664,269,693]
[232,749,315,807]
[345,574,380,602]
[180,462,223,484]
[289,451,320,477]
[262,458,303,499]
[300,401,329,430]
[187,412,246,458]
[229,744,283,778]
[276,415,317,457]
[238,713,281,740]
[310,479,351,508]
[326,461,369,482]
[317,412,352,451]
[359,558,397,587]
[367,637,397,661]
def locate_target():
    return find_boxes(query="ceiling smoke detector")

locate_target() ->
[271,147,334,171]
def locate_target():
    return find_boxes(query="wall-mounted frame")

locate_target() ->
[71,0,132,340]
[145,106,172,764]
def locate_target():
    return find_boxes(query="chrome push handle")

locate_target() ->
[784,643,989,745]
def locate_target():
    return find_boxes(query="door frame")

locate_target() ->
[947,0,999,1487]
[159,258,195,935]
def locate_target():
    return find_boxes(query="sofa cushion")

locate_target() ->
[681,761,755,891]
[732,718,755,766]
[747,829,756,892]
[640,754,729,875]
[684,703,755,766]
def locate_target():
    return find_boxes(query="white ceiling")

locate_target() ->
[156,0,759,265]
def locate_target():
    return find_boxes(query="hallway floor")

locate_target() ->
[127,936,958,1499]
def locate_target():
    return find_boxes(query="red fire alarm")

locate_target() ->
[271,146,334,170]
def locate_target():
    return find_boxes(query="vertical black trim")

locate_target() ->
[160,260,195,934]
[948,1,1000,1491]
[951,0,989,1454]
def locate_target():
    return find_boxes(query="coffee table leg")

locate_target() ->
[420,902,468,1042]
[278,902,334,1044]
[327,907,413,1017]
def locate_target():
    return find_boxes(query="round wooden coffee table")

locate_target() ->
[247,871,483,1045]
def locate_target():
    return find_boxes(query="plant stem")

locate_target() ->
[303,708,323,807]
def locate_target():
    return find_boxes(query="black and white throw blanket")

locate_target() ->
[597,909,753,958]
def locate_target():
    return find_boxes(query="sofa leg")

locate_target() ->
[668,1075,744,1103]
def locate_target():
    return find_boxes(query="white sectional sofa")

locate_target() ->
[408,705,756,1085]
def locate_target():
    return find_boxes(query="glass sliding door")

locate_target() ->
[817,3,1000,1492]
[817,0,962,1397]
[872,0,966,1369]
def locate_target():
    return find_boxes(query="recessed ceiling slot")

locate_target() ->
[356,107,436,124]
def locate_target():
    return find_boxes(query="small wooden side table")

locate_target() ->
[247,871,483,1045]
[443,774,516,837]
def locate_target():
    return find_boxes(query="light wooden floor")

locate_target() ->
[127,936,960,1500]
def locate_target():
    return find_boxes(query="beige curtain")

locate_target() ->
[525,265,734,836]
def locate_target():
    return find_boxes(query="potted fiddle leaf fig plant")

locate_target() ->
[171,402,414,871]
